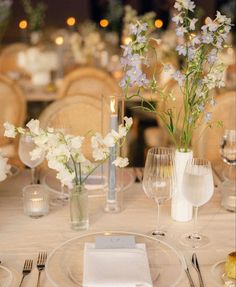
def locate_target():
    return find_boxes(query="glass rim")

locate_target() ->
[147,147,175,155]
[22,184,46,192]
[187,157,211,166]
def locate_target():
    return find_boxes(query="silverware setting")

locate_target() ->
[18,259,33,287]
[182,255,196,287]
[192,253,205,287]
[36,252,47,287]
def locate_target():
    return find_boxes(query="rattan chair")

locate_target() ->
[0,74,26,158]
[39,94,110,159]
[58,67,121,100]
[0,43,28,75]
[192,91,236,162]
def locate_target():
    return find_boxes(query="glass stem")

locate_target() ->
[31,168,35,184]
[156,200,161,232]
[193,206,199,236]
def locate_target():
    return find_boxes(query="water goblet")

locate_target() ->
[18,134,44,184]
[142,147,176,237]
[181,158,214,248]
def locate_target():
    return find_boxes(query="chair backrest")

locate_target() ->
[58,67,121,100]
[0,74,26,145]
[39,94,110,159]
[0,43,28,74]
[192,91,236,162]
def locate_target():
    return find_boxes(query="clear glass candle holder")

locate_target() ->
[23,184,49,218]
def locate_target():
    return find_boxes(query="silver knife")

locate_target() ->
[192,253,205,287]
[182,255,196,287]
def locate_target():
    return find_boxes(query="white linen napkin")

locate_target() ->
[83,243,153,287]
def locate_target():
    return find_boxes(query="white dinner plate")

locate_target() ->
[211,260,236,287]
[0,265,21,287]
[45,231,184,287]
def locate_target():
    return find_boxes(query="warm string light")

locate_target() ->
[66,17,76,27]
[154,19,163,29]
[100,19,109,28]
[123,36,132,45]
[19,20,27,30]
[55,36,64,46]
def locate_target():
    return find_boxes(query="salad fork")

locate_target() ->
[36,252,47,287]
[19,259,33,287]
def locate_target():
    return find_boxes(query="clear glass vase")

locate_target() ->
[70,185,89,230]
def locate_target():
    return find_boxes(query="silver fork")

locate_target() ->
[19,259,33,287]
[36,252,47,287]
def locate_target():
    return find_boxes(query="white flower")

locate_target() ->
[216,11,231,25]
[191,36,201,46]
[189,18,198,30]
[172,14,183,24]
[201,34,214,44]
[112,157,129,168]
[176,45,187,56]
[0,152,10,182]
[172,70,185,86]
[70,136,84,149]
[174,0,195,12]
[103,133,115,147]
[56,168,75,188]
[124,117,133,129]
[30,147,44,161]
[26,119,41,135]
[176,26,187,36]
[4,122,16,138]
[208,49,217,64]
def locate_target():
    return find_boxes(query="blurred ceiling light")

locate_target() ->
[55,36,64,45]
[155,19,163,29]
[123,36,132,45]
[100,19,109,28]
[19,20,27,30]
[66,17,76,26]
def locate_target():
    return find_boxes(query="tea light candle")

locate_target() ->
[23,185,49,218]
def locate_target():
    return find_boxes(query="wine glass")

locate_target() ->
[181,158,214,248]
[18,134,44,184]
[142,147,176,237]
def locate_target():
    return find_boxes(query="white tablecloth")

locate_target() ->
[0,169,235,286]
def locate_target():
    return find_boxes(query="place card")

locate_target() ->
[95,235,136,249]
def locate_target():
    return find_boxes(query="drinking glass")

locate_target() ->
[142,147,176,237]
[18,134,44,184]
[181,158,214,248]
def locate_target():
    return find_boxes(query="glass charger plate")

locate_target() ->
[46,231,184,287]
[211,260,236,287]
[0,265,20,287]
[42,169,134,198]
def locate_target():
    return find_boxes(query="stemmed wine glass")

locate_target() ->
[142,147,176,237]
[181,158,214,248]
[18,134,44,184]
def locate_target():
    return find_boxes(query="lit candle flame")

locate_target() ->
[110,98,116,113]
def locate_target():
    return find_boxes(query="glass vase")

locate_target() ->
[70,185,89,230]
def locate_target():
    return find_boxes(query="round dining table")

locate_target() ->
[0,169,235,287]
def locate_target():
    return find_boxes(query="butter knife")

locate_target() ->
[182,255,195,287]
[192,253,205,287]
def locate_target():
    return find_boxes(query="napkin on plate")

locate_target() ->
[83,243,153,287]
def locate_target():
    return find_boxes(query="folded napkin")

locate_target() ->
[83,243,153,287]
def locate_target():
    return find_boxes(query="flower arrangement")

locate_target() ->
[70,22,106,65]
[0,0,12,43]
[21,0,46,32]
[120,0,232,152]
[0,151,10,182]
[4,118,132,189]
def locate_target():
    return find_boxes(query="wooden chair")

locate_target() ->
[58,67,121,100]
[0,43,28,75]
[39,94,110,159]
[0,74,26,160]
[192,91,236,162]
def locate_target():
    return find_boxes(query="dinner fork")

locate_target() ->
[36,252,47,287]
[192,253,205,287]
[19,259,33,287]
